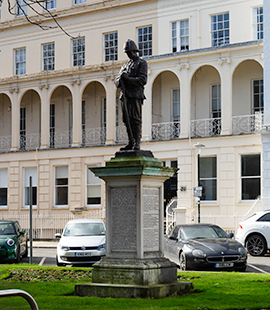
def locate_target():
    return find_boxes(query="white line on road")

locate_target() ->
[39,257,46,266]
[247,263,270,274]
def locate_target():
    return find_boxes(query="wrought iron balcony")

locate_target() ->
[115,125,128,144]
[151,121,180,141]
[82,127,106,146]
[190,118,221,138]
[232,113,263,135]
[19,133,41,151]
[49,131,72,149]
[0,135,11,152]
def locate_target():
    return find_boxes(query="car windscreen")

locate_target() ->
[181,226,228,240]
[63,222,105,236]
[0,223,16,235]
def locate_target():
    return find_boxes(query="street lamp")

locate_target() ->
[194,142,205,223]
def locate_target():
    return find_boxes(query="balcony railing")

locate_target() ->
[19,133,41,151]
[82,127,106,146]
[151,121,180,141]
[0,135,11,152]
[232,113,263,135]
[190,118,221,138]
[115,125,128,144]
[50,131,72,149]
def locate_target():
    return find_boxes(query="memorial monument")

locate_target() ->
[75,40,193,298]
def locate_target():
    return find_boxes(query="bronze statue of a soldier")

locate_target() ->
[115,39,148,151]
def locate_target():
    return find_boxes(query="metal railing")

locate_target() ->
[0,135,11,152]
[165,198,177,234]
[190,118,221,138]
[115,125,128,144]
[82,127,106,146]
[0,289,39,310]
[232,113,263,135]
[151,121,180,141]
[50,131,73,149]
[2,209,105,239]
[19,133,41,151]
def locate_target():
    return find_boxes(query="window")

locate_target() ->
[72,37,85,66]
[104,32,118,62]
[211,84,221,135]
[258,213,270,222]
[172,20,189,52]
[172,89,180,138]
[20,107,26,150]
[17,0,28,16]
[24,168,37,207]
[86,167,101,206]
[253,7,263,40]
[74,0,86,4]
[211,13,229,47]
[45,0,56,10]
[253,79,264,113]
[15,48,26,75]
[241,154,261,200]
[0,169,8,207]
[102,98,106,144]
[199,157,217,201]
[138,26,152,56]
[82,100,86,146]
[55,166,68,206]
[42,43,55,71]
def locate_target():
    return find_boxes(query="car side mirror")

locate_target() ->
[19,230,25,235]
[55,233,61,239]
[169,235,178,241]
[228,232,234,239]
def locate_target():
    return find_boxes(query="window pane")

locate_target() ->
[242,178,260,200]
[0,188,7,206]
[200,157,217,178]
[200,179,217,200]
[241,154,260,177]
[56,187,68,205]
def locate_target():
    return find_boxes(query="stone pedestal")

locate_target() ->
[75,150,193,298]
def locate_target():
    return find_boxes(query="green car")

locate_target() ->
[0,220,28,263]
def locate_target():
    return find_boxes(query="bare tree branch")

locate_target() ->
[3,0,77,38]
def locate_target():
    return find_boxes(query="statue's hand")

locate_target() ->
[121,72,129,80]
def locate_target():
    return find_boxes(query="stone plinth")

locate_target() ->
[75,150,193,298]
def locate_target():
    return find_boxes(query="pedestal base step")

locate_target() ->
[75,281,194,299]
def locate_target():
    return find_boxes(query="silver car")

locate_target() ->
[55,219,106,266]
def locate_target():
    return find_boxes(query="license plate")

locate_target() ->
[215,262,234,268]
[75,252,92,257]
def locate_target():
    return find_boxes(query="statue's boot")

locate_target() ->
[133,123,141,151]
[120,142,133,151]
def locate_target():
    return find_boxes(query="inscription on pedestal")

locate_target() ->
[111,187,137,251]
[143,187,160,251]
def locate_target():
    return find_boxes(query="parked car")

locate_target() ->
[236,211,270,256]
[164,224,247,271]
[55,219,106,266]
[0,220,28,263]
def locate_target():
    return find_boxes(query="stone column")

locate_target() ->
[71,79,82,147]
[40,83,50,149]
[142,71,152,142]
[10,88,20,151]
[105,77,116,145]
[262,0,270,210]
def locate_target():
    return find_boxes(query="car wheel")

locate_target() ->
[56,256,65,267]
[179,252,187,271]
[246,234,267,256]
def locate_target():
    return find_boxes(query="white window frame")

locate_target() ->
[72,37,85,67]
[211,12,230,47]
[23,167,37,209]
[171,19,189,52]
[73,0,86,4]
[253,7,263,40]
[42,42,55,71]
[54,166,68,208]
[0,169,8,208]
[44,0,56,10]
[138,26,152,56]
[14,48,26,75]
[240,154,261,201]
[252,79,264,113]
[86,165,101,208]
[16,0,28,16]
[199,156,217,202]
[104,32,118,62]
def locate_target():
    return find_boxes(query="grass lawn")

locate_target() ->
[0,264,270,310]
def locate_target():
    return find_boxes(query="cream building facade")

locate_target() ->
[0,0,264,234]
